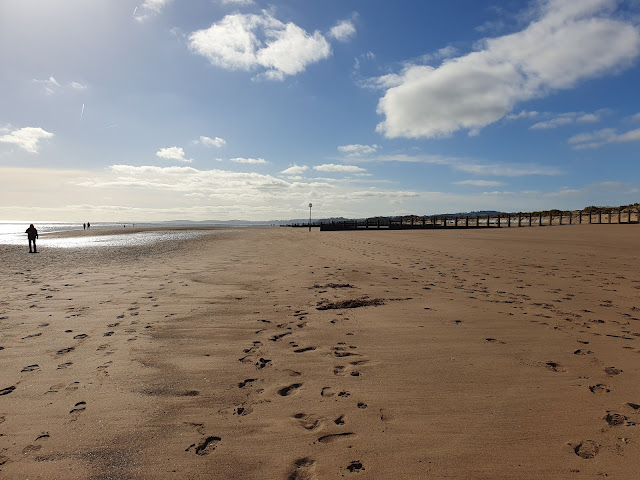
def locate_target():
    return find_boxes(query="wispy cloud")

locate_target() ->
[281,164,308,175]
[530,111,601,130]
[0,127,54,153]
[195,136,226,148]
[346,153,562,177]
[230,157,268,164]
[314,164,366,173]
[134,0,172,22]
[70,81,88,90]
[337,144,379,156]
[33,76,61,95]
[156,146,192,163]
[454,180,505,187]
[569,127,640,149]
[506,110,539,120]
[374,1,640,138]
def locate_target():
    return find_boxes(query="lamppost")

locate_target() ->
[308,203,312,232]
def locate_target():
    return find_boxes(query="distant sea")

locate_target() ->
[0,221,225,248]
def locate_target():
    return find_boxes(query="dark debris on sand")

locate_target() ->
[316,297,385,310]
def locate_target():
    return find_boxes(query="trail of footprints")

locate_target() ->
[218,282,378,477]
[323,235,640,471]
[0,278,164,469]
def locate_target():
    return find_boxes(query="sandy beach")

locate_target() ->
[1,225,639,479]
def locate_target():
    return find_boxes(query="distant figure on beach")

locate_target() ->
[26,224,38,253]
[87,222,91,229]
[83,223,86,230]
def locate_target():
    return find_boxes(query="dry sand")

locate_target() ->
[1,225,639,479]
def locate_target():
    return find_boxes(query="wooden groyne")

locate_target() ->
[317,210,640,231]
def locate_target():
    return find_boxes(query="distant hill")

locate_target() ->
[157,204,638,226]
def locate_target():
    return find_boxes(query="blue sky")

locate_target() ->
[1,0,639,221]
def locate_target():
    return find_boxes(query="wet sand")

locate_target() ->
[1,225,639,479]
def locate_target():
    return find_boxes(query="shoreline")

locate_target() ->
[1,226,639,478]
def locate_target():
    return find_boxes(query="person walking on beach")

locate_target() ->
[87,222,90,229]
[83,223,86,230]
[26,224,38,253]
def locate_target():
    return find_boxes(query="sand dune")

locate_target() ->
[1,225,639,478]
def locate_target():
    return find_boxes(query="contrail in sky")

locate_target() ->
[81,103,85,119]
[133,6,137,16]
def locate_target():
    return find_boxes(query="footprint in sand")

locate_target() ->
[185,436,221,456]
[255,358,271,369]
[294,346,316,353]
[321,387,334,398]
[21,364,40,372]
[605,366,622,375]
[589,384,611,394]
[70,401,86,414]
[21,333,42,340]
[57,347,75,355]
[485,338,506,344]
[238,379,257,389]
[0,386,16,396]
[346,461,365,473]
[573,440,599,459]
[318,432,354,444]
[604,412,628,426]
[57,362,73,369]
[233,406,253,416]
[293,413,323,431]
[287,457,316,480]
[73,334,88,340]
[278,383,303,397]
[22,444,41,454]
[545,362,566,373]
[65,382,80,392]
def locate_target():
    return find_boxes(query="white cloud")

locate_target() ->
[353,51,375,71]
[188,11,333,80]
[506,110,539,120]
[454,163,559,177]
[530,111,601,129]
[230,157,268,164]
[568,127,640,149]
[314,164,366,173]
[70,81,88,90]
[577,113,599,123]
[196,136,226,148]
[530,116,574,130]
[631,112,640,122]
[33,76,61,95]
[281,164,308,175]
[134,0,172,22]
[329,20,356,43]
[0,127,54,153]
[141,0,171,13]
[454,180,505,187]
[616,128,640,142]
[376,0,640,138]
[156,146,191,163]
[359,73,404,90]
[337,144,379,156]
[343,152,562,177]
